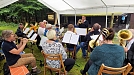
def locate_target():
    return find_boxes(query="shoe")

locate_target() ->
[80,70,86,75]
[31,68,41,74]
[82,56,87,59]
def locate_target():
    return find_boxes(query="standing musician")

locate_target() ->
[78,16,89,43]
[1,30,41,74]
[80,28,125,75]
[79,23,100,58]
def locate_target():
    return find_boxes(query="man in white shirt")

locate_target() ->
[38,22,45,38]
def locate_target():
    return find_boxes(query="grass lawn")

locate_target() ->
[0,22,119,75]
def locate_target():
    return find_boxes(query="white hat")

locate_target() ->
[43,20,47,23]
[46,24,52,28]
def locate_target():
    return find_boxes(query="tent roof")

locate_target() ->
[0,0,134,15]
[0,0,18,9]
[38,0,134,14]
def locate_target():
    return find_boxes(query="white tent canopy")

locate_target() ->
[0,0,18,9]
[0,0,134,14]
[38,0,134,14]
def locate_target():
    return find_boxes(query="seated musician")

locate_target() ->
[1,30,41,74]
[65,24,80,54]
[79,23,100,58]
[15,23,26,43]
[80,28,125,75]
[42,30,75,74]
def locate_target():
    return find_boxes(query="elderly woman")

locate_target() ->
[80,28,125,75]
[1,30,41,74]
[42,30,75,74]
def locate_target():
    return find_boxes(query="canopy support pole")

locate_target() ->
[63,0,76,25]
[101,0,108,28]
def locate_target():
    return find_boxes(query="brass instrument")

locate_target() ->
[118,29,132,47]
[89,28,109,49]
[23,22,28,31]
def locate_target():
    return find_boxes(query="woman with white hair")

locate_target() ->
[42,30,75,74]
[1,30,41,74]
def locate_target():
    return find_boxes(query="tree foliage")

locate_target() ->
[0,0,52,23]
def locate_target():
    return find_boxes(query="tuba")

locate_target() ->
[118,29,132,47]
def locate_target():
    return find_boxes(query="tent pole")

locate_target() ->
[101,0,108,28]
[63,0,76,25]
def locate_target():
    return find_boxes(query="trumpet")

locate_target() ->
[16,37,37,43]
[118,29,132,47]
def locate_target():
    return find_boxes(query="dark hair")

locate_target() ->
[55,24,59,27]
[102,28,115,40]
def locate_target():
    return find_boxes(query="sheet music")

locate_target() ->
[27,30,34,38]
[90,35,103,41]
[69,34,79,45]
[62,33,79,45]
[40,36,48,46]
[75,28,87,35]
[23,28,30,34]
[62,33,71,44]
[30,33,37,40]
[59,27,64,35]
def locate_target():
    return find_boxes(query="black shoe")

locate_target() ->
[80,70,86,75]
[31,68,41,74]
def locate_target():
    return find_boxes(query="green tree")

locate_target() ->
[0,0,52,23]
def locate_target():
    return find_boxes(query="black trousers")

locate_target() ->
[64,58,75,72]
[83,59,93,73]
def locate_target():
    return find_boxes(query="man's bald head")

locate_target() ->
[39,22,45,28]
[93,23,100,30]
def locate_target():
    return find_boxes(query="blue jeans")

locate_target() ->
[80,42,87,56]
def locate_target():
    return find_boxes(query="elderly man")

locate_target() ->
[79,23,100,58]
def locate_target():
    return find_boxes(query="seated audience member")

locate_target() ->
[42,30,75,74]
[1,30,41,74]
[65,24,80,54]
[80,28,125,75]
[80,23,100,58]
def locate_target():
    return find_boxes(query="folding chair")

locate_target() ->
[66,43,76,60]
[41,51,66,75]
[97,63,132,75]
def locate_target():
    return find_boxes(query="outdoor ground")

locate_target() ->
[0,22,119,75]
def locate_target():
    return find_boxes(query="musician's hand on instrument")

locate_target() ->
[22,38,28,44]
[90,27,94,32]
[123,47,128,53]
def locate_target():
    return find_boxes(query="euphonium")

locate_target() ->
[89,28,109,49]
[118,29,132,47]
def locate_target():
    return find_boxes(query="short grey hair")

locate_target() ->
[2,30,13,40]
[46,30,56,40]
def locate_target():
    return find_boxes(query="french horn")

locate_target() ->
[118,29,132,47]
